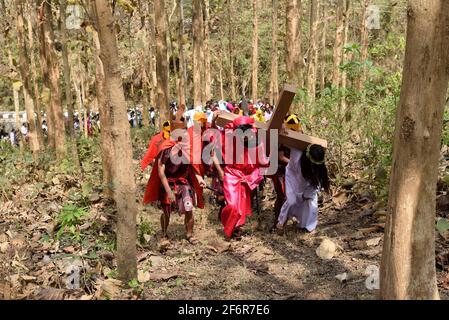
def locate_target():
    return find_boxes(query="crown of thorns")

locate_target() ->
[306,144,325,165]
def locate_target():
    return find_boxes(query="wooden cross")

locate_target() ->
[216,84,328,151]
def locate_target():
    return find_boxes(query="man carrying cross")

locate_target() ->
[215,85,328,236]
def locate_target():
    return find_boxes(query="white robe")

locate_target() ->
[278,148,318,231]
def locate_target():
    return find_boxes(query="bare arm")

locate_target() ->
[158,158,175,201]
[195,173,207,188]
[212,153,224,181]
[279,149,290,165]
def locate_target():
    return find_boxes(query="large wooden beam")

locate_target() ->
[215,84,328,150]
[215,112,266,129]
[265,84,297,130]
[279,128,328,150]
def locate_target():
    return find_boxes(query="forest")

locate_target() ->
[0,0,448,301]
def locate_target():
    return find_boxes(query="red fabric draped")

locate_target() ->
[142,136,204,209]
[141,132,165,171]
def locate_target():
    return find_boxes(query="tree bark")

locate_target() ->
[93,0,138,282]
[203,0,211,102]
[306,0,319,101]
[193,0,203,107]
[37,0,54,149]
[141,34,150,127]
[177,0,186,106]
[285,0,301,85]
[16,0,40,155]
[147,2,157,110]
[155,0,170,124]
[228,0,236,101]
[92,26,114,199]
[219,51,224,101]
[27,7,44,147]
[270,0,279,105]
[340,0,351,110]
[9,44,23,152]
[356,0,369,90]
[332,0,347,87]
[14,0,40,157]
[40,0,66,159]
[251,0,259,102]
[60,0,80,167]
[319,3,327,92]
[380,0,449,300]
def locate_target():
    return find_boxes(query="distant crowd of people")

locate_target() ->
[0,98,276,147]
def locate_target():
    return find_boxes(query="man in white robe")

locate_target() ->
[277,147,318,232]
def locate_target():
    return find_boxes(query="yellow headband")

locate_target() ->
[284,114,301,132]
[193,112,207,123]
[306,144,325,165]
[162,120,171,139]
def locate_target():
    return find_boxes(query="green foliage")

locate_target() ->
[300,37,403,199]
[436,218,449,237]
[442,108,449,147]
[106,269,118,279]
[138,218,156,245]
[55,204,88,241]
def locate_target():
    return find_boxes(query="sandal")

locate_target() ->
[186,235,199,245]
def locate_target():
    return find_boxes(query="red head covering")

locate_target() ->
[233,116,255,127]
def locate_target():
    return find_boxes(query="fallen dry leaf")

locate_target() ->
[138,270,151,283]
[36,287,66,300]
[316,239,337,260]
[95,278,123,300]
[149,272,178,282]
[366,237,382,247]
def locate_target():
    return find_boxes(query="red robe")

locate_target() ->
[141,132,165,171]
[187,125,218,177]
[142,134,204,209]
[220,118,265,238]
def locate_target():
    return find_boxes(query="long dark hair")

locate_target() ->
[300,144,330,193]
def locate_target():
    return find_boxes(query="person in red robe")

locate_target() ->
[141,120,171,172]
[141,120,206,245]
[220,116,265,240]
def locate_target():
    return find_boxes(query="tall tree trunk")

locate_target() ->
[203,0,211,102]
[93,0,138,282]
[285,0,301,85]
[27,7,44,147]
[177,0,186,106]
[60,0,80,167]
[219,51,224,101]
[7,41,24,153]
[306,0,319,101]
[332,0,347,87]
[147,2,157,109]
[380,0,449,300]
[357,0,369,90]
[15,0,40,155]
[192,0,203,107]
[228,0,236,101]
[251,0,259,102]
[340,0,351,110]
[167,6,179,102]
[270,0,279,105]
[141,43,150,127]
[92,26,114,199]
[155,0,170,124]
[41,0,66,159]
[37,0,54,149]
[319,3,327,92]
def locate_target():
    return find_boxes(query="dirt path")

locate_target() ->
[1,160,448,300]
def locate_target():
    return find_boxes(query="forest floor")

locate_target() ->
[1,136,449,300]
